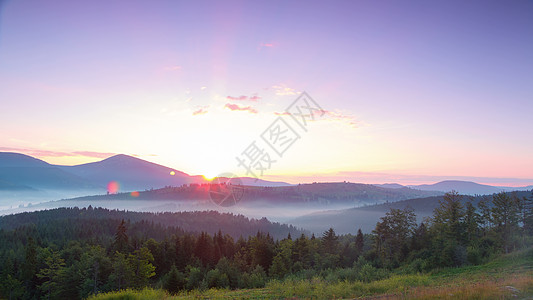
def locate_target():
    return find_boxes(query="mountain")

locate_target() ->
[0,152,98,190]
[288,190,532,235]
[0,179,35,191]
[0,152,292,194]
[409,180,508,195]
[56,154,201,191]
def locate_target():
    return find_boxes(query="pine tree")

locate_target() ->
[433,191,466,243]
[21,237,37,297]
[521,191,533,236]
[269,254,288,279]
[492,192,520,253]
[111,251,133,290]
[373,207,416,264]
[321,228,339,255]
[37,249,65,300]
[464,200,480,244]
[355,229,364,254]
[114,219,129,253]
[129,247,156,289]
[163,265,185,294]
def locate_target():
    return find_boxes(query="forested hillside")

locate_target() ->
[69,182,442,205]
[290,190,533,234]
[0,191,531,299]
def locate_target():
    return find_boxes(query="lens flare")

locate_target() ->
[130,191,139,197]
[107,181,120,194]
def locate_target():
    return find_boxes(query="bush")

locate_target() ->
[467,246,482,265]
[206,269,229,289]
[162,265,186,294]
[186,267,203,290]
[358,263,390,283]
[324,267,358,283]
[248,265,267,288]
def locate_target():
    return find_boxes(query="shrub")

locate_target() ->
[162,265,186,295]
[206,269,229,289]
[185,267,203,290]
[466,246,482,265]
[358,263,389,283]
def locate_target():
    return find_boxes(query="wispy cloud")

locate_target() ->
[226,95,261,102]
[272,84,299,96]
[272,109,360,128]
[0,147,116,158]
[224,103,258,114]
[72,151,117,158]
[321,109,360,128]
[258,42,275,51]
[192,106,209,116]
[273,111,291,116]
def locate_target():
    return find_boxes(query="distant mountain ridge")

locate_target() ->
[0,152,98,190]
[1,152,531,198]
[56,154,199,191]
[407,180,528,195]
[373,180,532,196]
[0,152,292,194]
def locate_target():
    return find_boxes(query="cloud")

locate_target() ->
[227,95,248,101]
[321,110,360,128]
[72,151,117,158]
[272,84,299,96]
[226,95,261,102]
[0,147,116,158]
[224,103,258,114]
[258,42,275,51]
[271,109,360,128]
[273,111,291,116]
[192,106,209,116]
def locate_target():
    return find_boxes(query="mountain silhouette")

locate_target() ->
[0,152,291,193]
[56,154,199,191]
[0,152,98,190]
[409,180,507,195]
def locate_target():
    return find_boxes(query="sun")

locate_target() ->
[202,171,219,181]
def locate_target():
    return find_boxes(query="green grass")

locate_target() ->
[89,249,533,299]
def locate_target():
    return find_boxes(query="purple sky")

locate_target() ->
[1,0,532,185]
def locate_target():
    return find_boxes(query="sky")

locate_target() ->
[0,0,532,186]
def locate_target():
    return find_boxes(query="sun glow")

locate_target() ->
[203,173,218,181]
